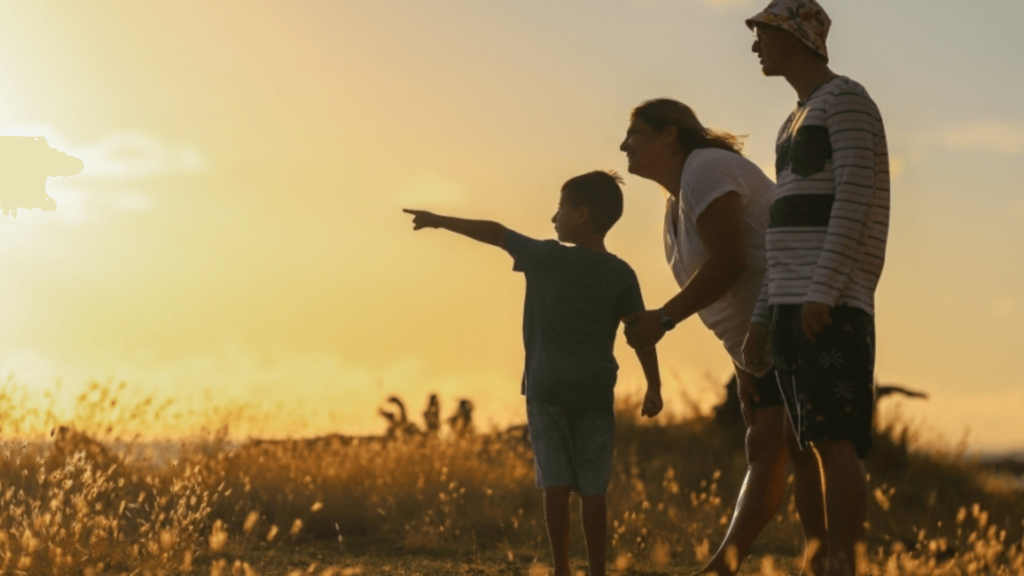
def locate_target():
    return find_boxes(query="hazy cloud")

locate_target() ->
[76,132,209,178]
[394,174,466,209]
[0,124,208,179]
[937,120,1024,155]
[893,388,1024,453]
[0,128,204,224]
[888,154,906,180]
[992,297,1019,318]
[3,186,155,227]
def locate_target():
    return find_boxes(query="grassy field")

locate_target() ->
[0,382,1021,575]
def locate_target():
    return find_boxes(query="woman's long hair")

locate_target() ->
[631,98,746,155]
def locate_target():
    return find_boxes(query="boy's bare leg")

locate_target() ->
[544,485,573,576]
[813,440,866,576]
[784,424,828,576]
[580,493,607,576]
[698,404,788,575]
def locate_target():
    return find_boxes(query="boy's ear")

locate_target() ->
[574,204,591,225]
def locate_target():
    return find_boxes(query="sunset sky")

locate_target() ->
[0,1,1021,450]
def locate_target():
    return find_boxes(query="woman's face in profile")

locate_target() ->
[620,118,666,178]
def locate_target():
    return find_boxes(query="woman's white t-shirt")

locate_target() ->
[663,148,774,371]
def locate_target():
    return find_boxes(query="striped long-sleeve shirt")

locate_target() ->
[752,75,889,324]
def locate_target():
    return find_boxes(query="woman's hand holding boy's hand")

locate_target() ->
[403,209,444,230]
[641,388,663,418]
[623,310,666,349]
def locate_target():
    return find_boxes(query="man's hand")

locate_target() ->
[742,323,773,377]
[801,301,832,343]
[403,208,444,230]
[641,388,663,418]
[623,310,666,350]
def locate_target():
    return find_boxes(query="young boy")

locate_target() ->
[404,170,662,576]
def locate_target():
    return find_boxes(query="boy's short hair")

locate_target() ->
[561,171,624,235]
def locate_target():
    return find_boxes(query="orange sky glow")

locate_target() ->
[0,1,1022,451]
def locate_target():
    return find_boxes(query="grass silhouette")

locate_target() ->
[0,380,1020,574]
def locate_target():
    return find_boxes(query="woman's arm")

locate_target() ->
[624,191,746,349]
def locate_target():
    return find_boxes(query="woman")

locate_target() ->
[620,99,825,575]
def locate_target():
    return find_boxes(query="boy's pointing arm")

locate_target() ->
[403,209,507,249]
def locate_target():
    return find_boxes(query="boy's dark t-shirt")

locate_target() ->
[505,230,645,413]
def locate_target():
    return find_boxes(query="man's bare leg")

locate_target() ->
[698,404,788,575]
[580,494,607,576]
[813,440,866,576]
[544,485,573,576]
[784,424,829,576]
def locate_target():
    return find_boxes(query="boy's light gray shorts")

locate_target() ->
[526,400,615,496]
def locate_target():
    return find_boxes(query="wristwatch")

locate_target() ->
[658,308,677,331]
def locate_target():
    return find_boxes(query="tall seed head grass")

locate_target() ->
[0,380,1020,574]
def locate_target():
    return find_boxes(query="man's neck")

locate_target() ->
[784,60,836,103]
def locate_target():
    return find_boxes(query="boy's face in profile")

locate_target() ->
[551,191,588,244]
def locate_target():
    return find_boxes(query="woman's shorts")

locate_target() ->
[526,400,615,496]
[771,304,876,459]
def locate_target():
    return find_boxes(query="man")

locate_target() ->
[742,2,890,575]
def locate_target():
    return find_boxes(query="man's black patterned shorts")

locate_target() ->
[771,304,876,459]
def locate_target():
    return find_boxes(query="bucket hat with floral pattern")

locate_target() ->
[745,0,831,63]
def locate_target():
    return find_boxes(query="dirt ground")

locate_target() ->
[227,539,802,576]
